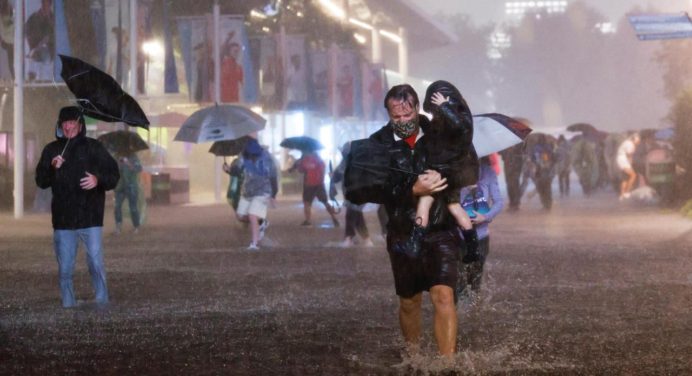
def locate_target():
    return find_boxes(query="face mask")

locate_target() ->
[391,117,418,139]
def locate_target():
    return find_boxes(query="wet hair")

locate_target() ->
[423,80,467,114]
[57,106,85,127]
[383,84,419,111]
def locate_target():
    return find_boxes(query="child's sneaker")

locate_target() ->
[247,242,259,251]
[258,220,269,240]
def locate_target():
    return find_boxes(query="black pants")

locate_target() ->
[505,170,522,210]
[559,171,570,196]
[344,207,369,239]
[458,236,490,293]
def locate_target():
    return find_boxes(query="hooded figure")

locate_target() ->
[35,106,119,308]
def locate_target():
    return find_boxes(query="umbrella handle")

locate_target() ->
[60,137,70,157]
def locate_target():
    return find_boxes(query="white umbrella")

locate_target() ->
[173,104,266,143]
[472,113,532,157]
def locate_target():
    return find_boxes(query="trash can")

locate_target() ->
[150,173,171,204]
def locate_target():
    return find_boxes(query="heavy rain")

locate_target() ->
[1,0,692,375]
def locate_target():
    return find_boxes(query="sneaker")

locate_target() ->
[133,227,140,234]
[338,238,354,248]
[300,220,312,227]
[258,220,269,240]
[332,218,340,228]
[114,224,122,235]
[362,238,375,248]
[247,242,259,251]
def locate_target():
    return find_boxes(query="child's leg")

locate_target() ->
[416,195,434,227]
[447,202,473,230]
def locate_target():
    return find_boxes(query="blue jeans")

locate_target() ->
[53,227,109,308]
[114,185,140,227]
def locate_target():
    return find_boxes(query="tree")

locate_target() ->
[666,90,692,200]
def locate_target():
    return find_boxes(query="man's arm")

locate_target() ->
[35,147,54,189]
[412,169,447,196]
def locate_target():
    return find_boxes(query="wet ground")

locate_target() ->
[1,191,692,375]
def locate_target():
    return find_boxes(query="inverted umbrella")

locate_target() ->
[280,136,323,152]
[174,104,266,143]
[59,54,150,128]
[566,122,597,134]
[472,113,533,157]
[97,130,149,155]
[208,136,250,157]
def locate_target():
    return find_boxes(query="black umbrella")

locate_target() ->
[59,54,150,129]
[208,136,250,157]
[97,130,149,155]
[280,136,323,152]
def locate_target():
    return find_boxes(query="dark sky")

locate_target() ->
[423,0,686,26]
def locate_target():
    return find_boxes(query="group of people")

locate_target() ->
[36,79,504,365]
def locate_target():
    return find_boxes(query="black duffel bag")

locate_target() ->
[343,138,391,205]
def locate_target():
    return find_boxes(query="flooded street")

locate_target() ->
[1,193,692,375]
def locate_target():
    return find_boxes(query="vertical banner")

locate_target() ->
[163,0,178,93]
[53,0,71,81]
[104,0,131,86]
[0,0,14,80]
[258,35,282,110]
[24,0,55,82]
[89,0,107,70]
[218,16,245,103]
[283,34,307,110]
[176,16,210,103]
[309,49,329,115]
[136,0,154,94]
[362,62,387,121]
[335,49,358,117]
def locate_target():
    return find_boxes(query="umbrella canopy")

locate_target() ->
[280,136,323,152]
[59,54,150,129]
[174,104,266,143]
[208,136,251,157]
[97,130,149,155]
[567,122,597,134]
[472,113,533,157]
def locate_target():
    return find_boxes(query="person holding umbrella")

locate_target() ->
[35,106,120,308]
[288,147,340,227]
[113,152,142,234]
[234,138,278,250]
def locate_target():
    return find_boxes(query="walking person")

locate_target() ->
[555,135,572,197]
[113,152,142,234]
[457,155,505,302]
[289,149,340,227]
[234,138,278,250]
[499,142,525,211]
[331,141,374,248]
[348,84,460,360]
[35,106,120,308]
[616,132,641,201]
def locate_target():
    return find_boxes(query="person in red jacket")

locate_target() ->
[290,150,340,227]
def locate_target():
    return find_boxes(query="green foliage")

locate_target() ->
[667,90,692,201]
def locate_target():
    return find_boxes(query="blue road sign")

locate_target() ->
[628,13,692,41]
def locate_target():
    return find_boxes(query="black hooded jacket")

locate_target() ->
[35,121,120,230]
[369,115,456,239]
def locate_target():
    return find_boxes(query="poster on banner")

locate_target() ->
[258,35,283,110]
[283,35,308,110]
[335,50,358,117]
[0,0,14,81]
[219,16,245,103]
[309,49,329,114]
[363,62,387,121]
[24,0,55,82]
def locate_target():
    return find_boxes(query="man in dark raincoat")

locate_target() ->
[35,106,120,308]
[359,84,459,358]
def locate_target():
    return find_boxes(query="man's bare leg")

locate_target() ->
[429,285,457,357]
[303,202,312,223]
[399,293,423,353]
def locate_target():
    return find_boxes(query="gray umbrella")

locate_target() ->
[173,104,266,143]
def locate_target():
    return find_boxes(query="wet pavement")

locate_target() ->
[1,191,692,375]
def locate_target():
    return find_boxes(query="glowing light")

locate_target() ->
[349,18,373,30]
[141,40,163,57]
[353,33,366,44]
[318,0,345,19]
[379,29,402,43]
[250,9,267,19]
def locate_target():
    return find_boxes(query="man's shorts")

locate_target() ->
[303,184,328,204]
[387,229,460,298]
[236,195,270,219]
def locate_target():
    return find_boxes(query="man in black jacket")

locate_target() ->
[370,85,459,358]
[35,106,120,308]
